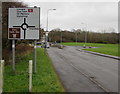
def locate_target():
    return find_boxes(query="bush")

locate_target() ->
[16,43,33,63]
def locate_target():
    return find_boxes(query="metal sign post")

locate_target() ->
[34,40,37,73]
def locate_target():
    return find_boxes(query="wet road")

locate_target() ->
[47,46,118,92]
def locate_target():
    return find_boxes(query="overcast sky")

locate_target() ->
[19,0,118,33]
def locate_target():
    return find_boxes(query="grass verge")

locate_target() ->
[3,48,64,92]
[62,42,119,57]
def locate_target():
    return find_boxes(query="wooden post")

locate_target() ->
[0,60,4,93]
[12,40,15,72]
[29,60,32,92]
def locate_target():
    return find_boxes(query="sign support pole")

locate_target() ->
[34,40,37,73]
[12,40,15,72]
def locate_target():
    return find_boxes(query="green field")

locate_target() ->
[3,48,64,92]
[62,42,119,57]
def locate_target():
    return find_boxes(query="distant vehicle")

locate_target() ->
[46,42,50,48]
[37,42,41,45]
[41,42,50,48]
[41,42,45,48]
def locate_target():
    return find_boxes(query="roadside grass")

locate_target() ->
[3,48,65,92]
[62,42,119,57]
[32,48,64,92]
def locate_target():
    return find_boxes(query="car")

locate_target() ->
[37,42,41,45]
[41,42,50,48]
[46,42,50,48]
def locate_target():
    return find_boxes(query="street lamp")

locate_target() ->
[75,31,77,44]
[61,30,62,44]
[81,23,87,48]
[45,9,56,48]
[71,29,77,44]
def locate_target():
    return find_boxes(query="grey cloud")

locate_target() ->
[19,1,118,32]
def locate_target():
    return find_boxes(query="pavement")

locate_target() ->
[47,46,118,92]
[77,47,119,60]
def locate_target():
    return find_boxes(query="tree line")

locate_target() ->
[48,28,119,44]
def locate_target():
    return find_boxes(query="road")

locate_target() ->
[47,46,118,92]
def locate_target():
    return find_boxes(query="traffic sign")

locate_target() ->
[8,7,40,40]
[8,28,21,39]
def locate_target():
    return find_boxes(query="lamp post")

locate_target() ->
[61,30,62,44]
[85,30,87,47]
[81,23,87,48]
[45,9,56,48]
[71,29,77,45]
[75,31,77,44]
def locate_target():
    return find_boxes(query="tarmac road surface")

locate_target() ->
[47,46,118,92]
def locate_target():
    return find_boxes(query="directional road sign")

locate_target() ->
[8,7,40,40]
